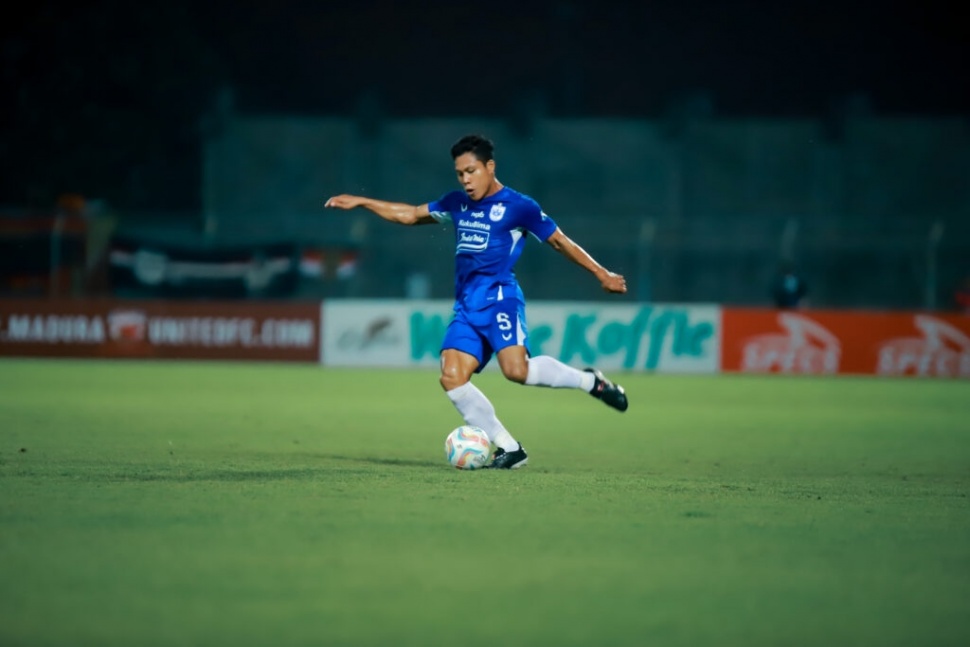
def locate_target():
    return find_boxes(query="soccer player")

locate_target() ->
[325,134,628,469]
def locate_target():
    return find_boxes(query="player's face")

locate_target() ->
[454,153,496,201]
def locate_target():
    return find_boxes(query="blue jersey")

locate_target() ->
[427,186,558,310]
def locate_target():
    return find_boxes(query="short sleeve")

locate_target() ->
[427,193,456,223]
[521,199,557,241]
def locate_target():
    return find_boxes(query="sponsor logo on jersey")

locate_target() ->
[457,229,489,252]
[458,219,490,231]
[489,204,506,222]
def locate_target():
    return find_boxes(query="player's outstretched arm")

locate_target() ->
[324,194,435,226]
[546,228,627,294]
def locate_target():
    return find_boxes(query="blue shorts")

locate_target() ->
[441,298,530,372]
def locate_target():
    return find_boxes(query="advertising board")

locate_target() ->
[322,300,721,373]
[0,299,320,362]
[721,309,970,378]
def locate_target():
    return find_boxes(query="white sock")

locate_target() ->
[446,382,519,452]
[525,356,596,392]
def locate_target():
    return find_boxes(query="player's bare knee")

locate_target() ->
[439,368,465,391]
[439,373,455,391]
[502,363,528,384]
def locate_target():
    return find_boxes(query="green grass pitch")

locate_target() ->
[1,357,968,647]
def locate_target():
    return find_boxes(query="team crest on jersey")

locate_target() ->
[489,204,506,222]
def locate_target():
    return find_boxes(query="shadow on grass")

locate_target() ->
[324,454,442,469]
[98,467,325,482]
[68,454,443,483]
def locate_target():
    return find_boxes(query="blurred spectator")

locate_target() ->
[955,276,970,315]
[771,259,809,309]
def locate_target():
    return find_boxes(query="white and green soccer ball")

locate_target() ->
[444,425,491,470]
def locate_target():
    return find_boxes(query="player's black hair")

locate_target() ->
[450,134,494,163]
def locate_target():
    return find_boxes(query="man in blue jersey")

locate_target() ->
[325,134,628,469]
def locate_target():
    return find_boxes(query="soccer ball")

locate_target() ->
[444,425,491,470]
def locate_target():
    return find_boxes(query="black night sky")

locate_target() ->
[2,0,966,211]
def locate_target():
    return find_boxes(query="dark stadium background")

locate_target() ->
[2,0,965,211]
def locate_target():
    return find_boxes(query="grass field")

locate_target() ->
[1,358,968,647]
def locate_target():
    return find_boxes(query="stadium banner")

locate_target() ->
[108,237,300,299]
[721,308,970,378]
[0,299,320,362]
[322,300,721,373]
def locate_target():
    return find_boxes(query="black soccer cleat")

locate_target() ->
[585,368,629,412]
[488,445,529,469]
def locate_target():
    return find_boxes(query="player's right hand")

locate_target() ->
[324,194,363,210]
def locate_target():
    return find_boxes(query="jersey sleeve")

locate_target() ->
[520,198,558,241]
[427,192,455,223]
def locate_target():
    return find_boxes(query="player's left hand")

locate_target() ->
[601,271,627,294]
